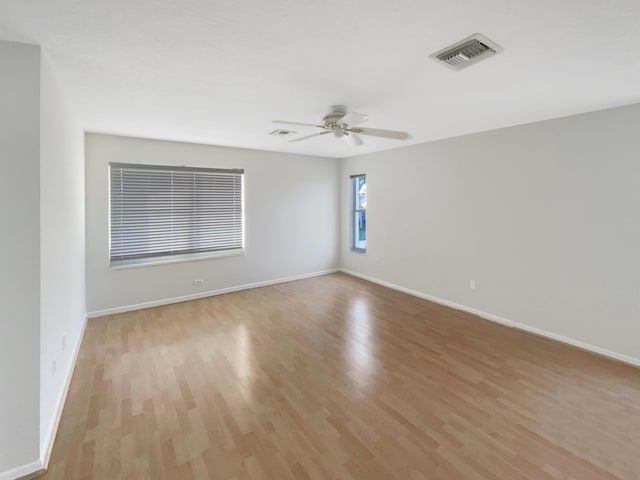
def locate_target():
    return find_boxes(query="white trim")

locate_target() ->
[110,248,244,270]
[340,268,640,368]
[39,315,88,471]
[0,459,43,480]
[88,269,339,318]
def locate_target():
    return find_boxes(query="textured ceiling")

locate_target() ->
[1,0,640,158]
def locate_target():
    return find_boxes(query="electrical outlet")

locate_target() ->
[62,334,66,352]
[470,279,477,290]
[52,360,57,377]
[193,279,204,286]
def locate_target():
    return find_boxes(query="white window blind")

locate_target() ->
[110,163,244,266]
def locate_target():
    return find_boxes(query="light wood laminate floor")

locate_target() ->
[39,273,640,480]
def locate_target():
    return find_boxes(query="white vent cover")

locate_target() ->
[270,129,297,136]
[430,33,503,70]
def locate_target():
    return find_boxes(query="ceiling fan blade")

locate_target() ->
[273,120,324,128]
[341,132,363,147]
[338,111,368,126]
[288,130,331,143]
[350,127,410,140]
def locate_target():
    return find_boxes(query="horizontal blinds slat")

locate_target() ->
[110,164,243,261]
[111,240,243,251]
[111,240,243,249]
[111,243,242,253]
[111,235,242,245]
[111,220,243,228]
[110,238,242,248]
[111,217,242,224]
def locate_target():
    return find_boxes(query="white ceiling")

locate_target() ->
[1,0,640,158]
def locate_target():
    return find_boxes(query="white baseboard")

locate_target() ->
[0,459,43,480]
[87,269,339,318]
[340,268,640,368]
[39,315,88,472]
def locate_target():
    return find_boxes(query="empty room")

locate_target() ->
[1,1,639,479]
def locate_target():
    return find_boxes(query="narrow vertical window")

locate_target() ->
[350,174,366,253]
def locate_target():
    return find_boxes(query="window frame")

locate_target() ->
[108,162,245,269]
[349,174,367,254]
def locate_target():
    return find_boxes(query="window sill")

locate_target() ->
[350,249,367,255]
[110,249,244,270]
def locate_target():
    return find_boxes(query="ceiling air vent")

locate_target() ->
[430,33,502,71]
[270,128,297,137]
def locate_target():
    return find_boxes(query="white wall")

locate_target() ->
[341,104,640,363]
[0,41,41,474]
[39,53,86,459]
[86,133,340,314]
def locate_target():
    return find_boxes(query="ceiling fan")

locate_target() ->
[273,105,410,147]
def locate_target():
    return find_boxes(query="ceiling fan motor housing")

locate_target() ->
[323,105,348,125]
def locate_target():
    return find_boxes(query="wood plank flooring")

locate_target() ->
[39,273,640,479]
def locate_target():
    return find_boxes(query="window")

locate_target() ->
[350,174,366,253]
[109,163,244,267]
